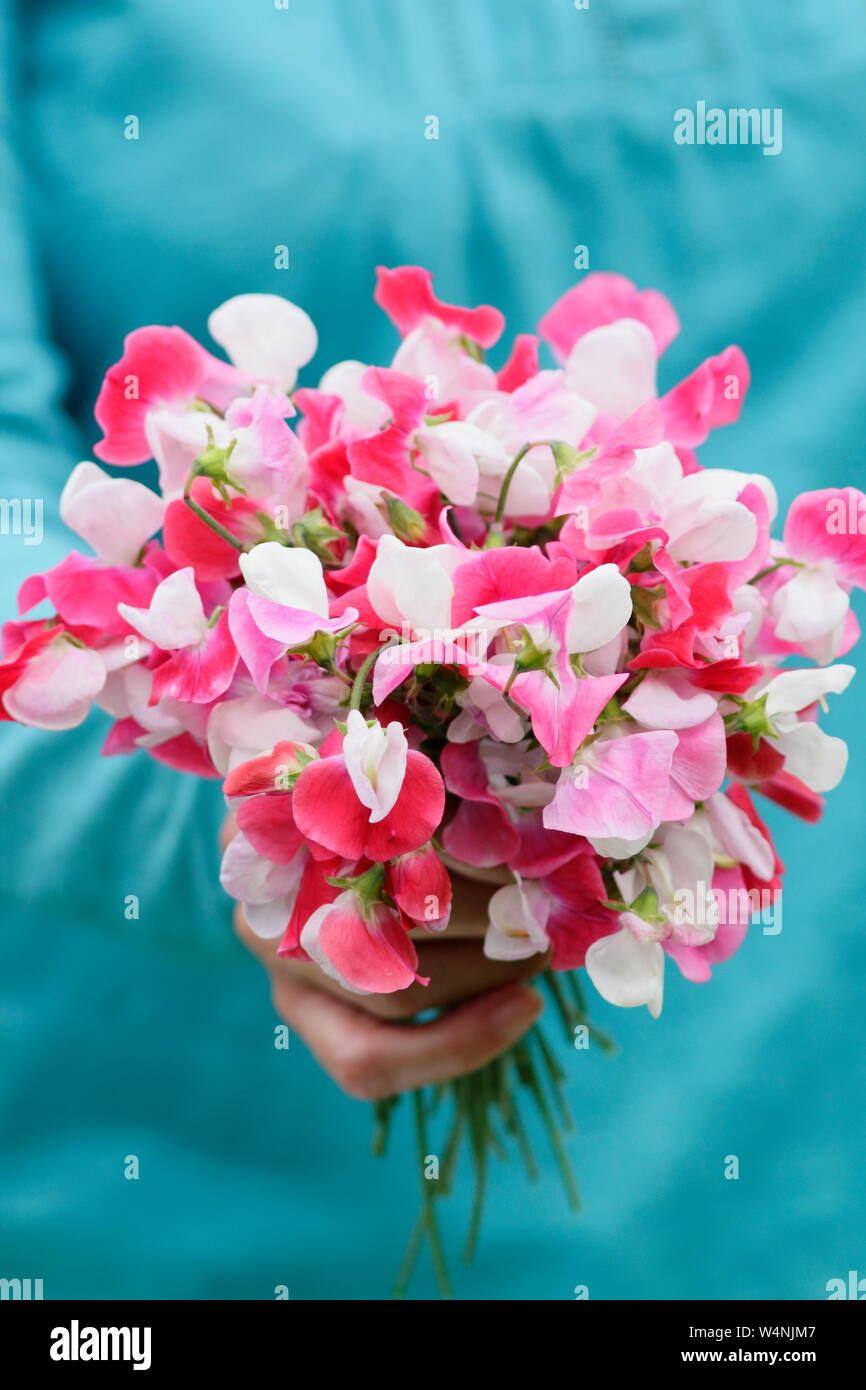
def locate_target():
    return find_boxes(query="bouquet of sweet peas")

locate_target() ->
[2,266,862,1296]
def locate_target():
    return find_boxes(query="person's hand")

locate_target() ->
[224,817,546,1100]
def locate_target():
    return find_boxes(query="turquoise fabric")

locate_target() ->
[1,0,864,1300]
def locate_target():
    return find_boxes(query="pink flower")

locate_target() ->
[207,293,318,393]
[0,622,106,730]
[347,367,505,505]
[544,729,679,851]
[485,853,618,970]
[118,568,239,703]
[538,272,680,362]
[220,830,307,940]
[300,890,423,994]
[94,325,248,465]
[292,711,445,860]
[228,544,356,693]
[387,845,452,931]
[439,739,521,870]
[374,265,505,348]
[766,487,866,663]
[660,346,750,447]
[474,562,632,766]
[61,462,166,565]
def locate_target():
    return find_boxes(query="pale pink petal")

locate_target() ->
[544,731,678,839]
[61,462,165,566]
[239,543,328,615]
[3,639,106,731]
[564,319,658,419]
[208,294,318,392]
[585,927,664,1016]
[117,567,207,649]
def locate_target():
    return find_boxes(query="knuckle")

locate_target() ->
[269,979,293,1024]
[363,989,418,1021]
[332,1039,394,1102]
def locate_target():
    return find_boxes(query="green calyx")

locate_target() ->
[290,507,345,564]
[626,886,667,926]
[325,861,386,911]
[726,693,775,746]
[384,494,427,544]
[630,583,666,630]
[295,629,338,668]
[457,334,484,363]
[254,512,293,546]
[504,629,556,696]
[187,426,241,500]
[551,442,597,484]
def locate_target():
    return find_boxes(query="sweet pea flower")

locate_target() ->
[485,853,617,969]
[765,488,866,664]
[465,369,597,518]
[347,367,506,505]
[539,273,747,444]
[228,543,357,694]
[366,533,463,636]
[474,562,633,766]
[207,293,318,393]
[375,265,505,415]
[94,324,249,465]
[583,821,721,1018]
[118,567,238,703]
[391,317,498,415]
[300,890,423,995]
[585,924,666,1018]
[220,830,307,940]
[98,662,213,772]
[565,444,771,568]
[60,462,166,565]
[375,264,505,348]
[544,727,679,849]
[0,622,106,730]
[752,664,855,792]
[387,845,452,931]
[223,387,309,508]
[206,691,323,775]
[317,361,391,439]
[538,272,680,364]
[292,711,445,860]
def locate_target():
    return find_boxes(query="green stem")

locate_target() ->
[349,641,394,712]
[564,970,588,1015]
[495,443,534,525]
[439,1089,466,1196]
[535,1023,576,1133]
[413,1091,454,1299]
[494,439,563,526]
[463,1079,489,1265]
[750,557,803,584]
[544,971,579,1046]
[514,1035,582,1212]
[391,1210,426,1301]
[183,496,246,552]
[497,1071,540,1182]
[371,1096,399,1157]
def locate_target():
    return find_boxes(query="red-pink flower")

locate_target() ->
[387,845,452,931]
[300,890,423,994]
[292,710,444,860]
[118,568,239,704]
[94,325,248,465]
[374,265,505,348]
[0,621,106,730]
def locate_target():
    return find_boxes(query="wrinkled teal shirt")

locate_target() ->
[1,0,864,1299]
